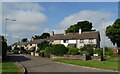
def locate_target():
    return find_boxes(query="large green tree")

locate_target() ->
[33,33,50,40]
[66,21,93,33]
[21,38,28,42]
[106,18,120,47]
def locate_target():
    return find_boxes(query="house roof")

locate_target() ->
[28,39,45,44]
[12,42,28,46]
[47,31,100,40]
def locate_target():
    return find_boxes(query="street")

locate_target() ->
[7,53,117,72]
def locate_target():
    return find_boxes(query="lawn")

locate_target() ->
[53,59,118,71]
[105,56,118,62]
[2,62,22,73]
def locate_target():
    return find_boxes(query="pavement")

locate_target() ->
[7,52,119,73]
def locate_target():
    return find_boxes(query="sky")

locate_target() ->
[1,2,119,47]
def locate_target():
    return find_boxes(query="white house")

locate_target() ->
[27,39,45,51]
[47,29,101,48]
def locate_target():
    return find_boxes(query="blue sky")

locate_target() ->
[2,2,118,47]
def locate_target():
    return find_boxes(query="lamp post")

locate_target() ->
[102,18,105,61]
[4,18,16,39]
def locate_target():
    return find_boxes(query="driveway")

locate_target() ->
[7,53,118,72]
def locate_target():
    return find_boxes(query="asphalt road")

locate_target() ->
[7,53,117,73]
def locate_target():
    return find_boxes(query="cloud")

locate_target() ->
[3,3,47,32]
[58,10,115,47]
[59,10,114,29]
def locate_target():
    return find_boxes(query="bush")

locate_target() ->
[80,44,94,56]
[38,40,50,50]
[51,44,68,56]
[67,47,79,55]
[14,46,20,51]
[105,47,113,56]
[94,48,103,56]
[118,49,120,54]
[44,47,52,57]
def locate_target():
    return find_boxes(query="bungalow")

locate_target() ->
[47,29,101,48]
[12,42,28,50]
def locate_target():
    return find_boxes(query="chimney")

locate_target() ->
[52,31,54,36]
[79,28,82,34]
[64,30,67,35]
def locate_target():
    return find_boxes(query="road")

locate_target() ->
[7,53,117,72]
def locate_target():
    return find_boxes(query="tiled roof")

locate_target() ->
[47,31,100,40]
[28,39,45,44]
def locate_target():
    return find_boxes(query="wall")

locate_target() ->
[52,40,61,44]
[77,39,97,48]
[61,40,76,47]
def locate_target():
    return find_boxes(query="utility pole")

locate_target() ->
[102,18,105,61]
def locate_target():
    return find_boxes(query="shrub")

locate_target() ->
[51,44,68,56]
[80,44,94,56]
[14,46,20,51]
[94,48,103,56]
[38,40,50,50]
[67,47,79,55]
[105,47,113,56]
[118,49,120,54]
[44,47,52,57]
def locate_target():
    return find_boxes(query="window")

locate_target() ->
[80,39,84,43]
[63,40,68,43]
[89,39,94,43]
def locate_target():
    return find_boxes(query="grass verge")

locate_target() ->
[2,62,22,73]
[53,59,118,71]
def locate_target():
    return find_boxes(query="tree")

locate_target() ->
[38,40,50,50]
[0,36,7,61]
[66,21,93,33]
[106,18,120,47]
[32,33,50,40]
[40,33,50,39]
[21,38,28,42]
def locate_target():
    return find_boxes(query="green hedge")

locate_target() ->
[51,44,68,56]
[67,47,79,55]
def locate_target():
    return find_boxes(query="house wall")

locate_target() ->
[77,39,97,48]
[52,40,61,44]
[27,44,38,51]
[61,40,76,47]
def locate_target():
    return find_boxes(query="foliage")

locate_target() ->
[33,33,50,40]
[38,40,50,50]
[94,48,103,56]
[44,46,52,57]
[80,44,94,56]
[105,47,113,56]
[7,46,12,51]
[14,46,20,51]
[1,36,7,61]
[21,38,28,42]
[66,21,93,33]
[40,33,50,39]
[118,49,120,54]
[51,44,68,56]
[67,47,79,55]
[106,18,120,47]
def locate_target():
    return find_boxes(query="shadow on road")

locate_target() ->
[6,55,31,62]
